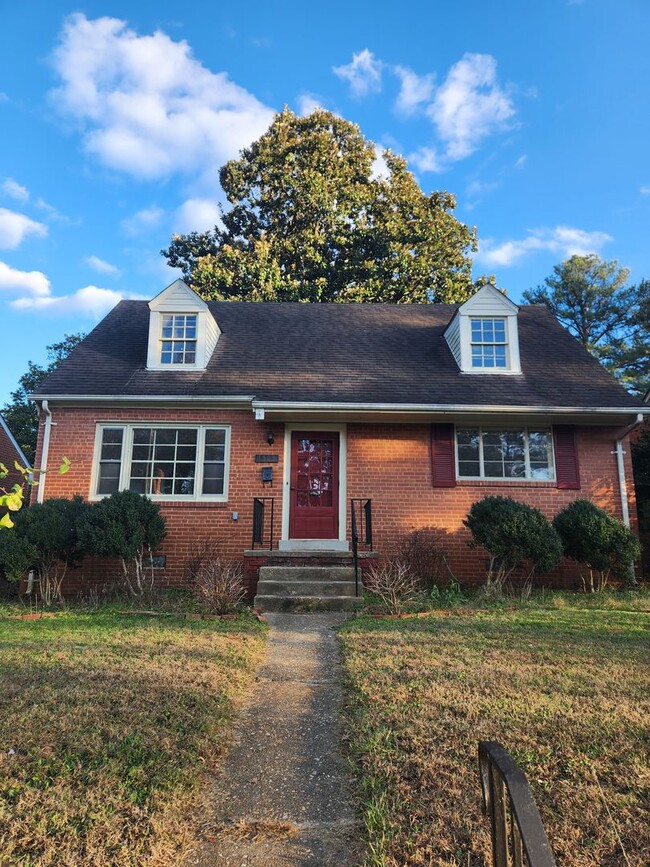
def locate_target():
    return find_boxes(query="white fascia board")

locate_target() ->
[252,400,649,416]
[0,413,30,468]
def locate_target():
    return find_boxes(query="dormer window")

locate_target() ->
[470,318,507,369]
[161,314,197,365]
[146,279,220,371]
[444,284,521,375]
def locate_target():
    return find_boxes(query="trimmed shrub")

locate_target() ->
[553,499,641,591]
[11,495,89,605]
[79,491,166,598]
[464,496,562,592]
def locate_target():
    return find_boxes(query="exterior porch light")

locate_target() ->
[267,430,275,446]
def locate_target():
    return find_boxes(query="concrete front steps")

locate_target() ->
[254,565,362,613]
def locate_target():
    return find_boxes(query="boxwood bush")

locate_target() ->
[553,498,641,591]
[464,495,562,592]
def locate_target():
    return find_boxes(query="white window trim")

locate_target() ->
[454,425,556,482]
[147,310,208,371]
[458,312,522,375]
[90,422,231,502]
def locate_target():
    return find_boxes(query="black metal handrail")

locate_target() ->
[351,498,372,597]
[479,741,557,867]
[252,497,274,550]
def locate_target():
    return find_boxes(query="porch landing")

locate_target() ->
[184,613,361,866]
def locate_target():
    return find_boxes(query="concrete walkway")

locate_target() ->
[186,613,361,867]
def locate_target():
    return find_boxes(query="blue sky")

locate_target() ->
[1,0,649,404]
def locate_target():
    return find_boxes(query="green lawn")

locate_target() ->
[340,594,650,867]
[0,605,266,866]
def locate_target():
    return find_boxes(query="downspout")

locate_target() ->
[613,413,643,528]
[36,400,53,504]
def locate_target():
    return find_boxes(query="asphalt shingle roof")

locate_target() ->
[35,301,643,408]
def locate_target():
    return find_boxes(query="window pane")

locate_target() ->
[495,346,507,367]
[98,463,120,494]
[178,429,198,445]
[102,428,124,445]
[484,461,505,478]
[471,319,482,339]
[101,443,122,461]
[458,460,480,477]
[204,445,225,462]
[472,346,483,366]
[494,320,506,342]
[129,478,146,494]
[134,429,154,444]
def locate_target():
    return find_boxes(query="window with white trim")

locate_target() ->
[94,424,230,500]
[470,318,507,368]
[160,314,197,364]
[456,427,555,480]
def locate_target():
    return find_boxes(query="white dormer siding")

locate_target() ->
[444,284,521,374]
[146,279,220,371]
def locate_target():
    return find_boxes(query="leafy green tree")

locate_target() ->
[523,256,648,395]
[2,333,86,463]
[163,108,477,304]
[79,491,167,597]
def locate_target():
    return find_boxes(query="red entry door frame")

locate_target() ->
[289,431,340,539]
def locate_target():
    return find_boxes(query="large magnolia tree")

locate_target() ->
[163,109,477,304]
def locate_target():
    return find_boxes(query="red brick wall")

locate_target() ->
[346,422,638,588]
[35,407,284,595]
[34,408,639,595]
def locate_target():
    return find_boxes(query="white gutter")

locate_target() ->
[252,400,649,416]
[36,400,53,504]
[29,393,255,405]
[613,412,644,528]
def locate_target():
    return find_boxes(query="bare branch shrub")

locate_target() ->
[396,526,445,589]
[193,558,245,614]
[184,538,224,585]
[364,561,420,615]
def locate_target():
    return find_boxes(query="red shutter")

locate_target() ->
[431,423,456,487]
[553,425,580,490]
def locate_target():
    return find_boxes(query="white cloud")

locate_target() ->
[84,254,121,275]
[49,13,274,180]
[409,146,444,174]
[173,198,222,234]
[333,49,382,98]
[477,226,613,267]
[0,208,48,249]
[10,285,132,317]
[515,154,528,169]
[394,66,434,116]
[121,205,165,236]
[35,198,72,224]
[0,261,51,297]
[296,92,324,116]
[428,53,515,162]
[2,178,29,202]
[641,185,650,195]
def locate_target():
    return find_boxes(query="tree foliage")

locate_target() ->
[1,333,86,463]
[524,255,649,395]
[163,108,477,304]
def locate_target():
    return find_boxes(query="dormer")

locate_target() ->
[444,284,521,375]
[146,279,220,371]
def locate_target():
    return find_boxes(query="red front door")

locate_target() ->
[289,432,339,539]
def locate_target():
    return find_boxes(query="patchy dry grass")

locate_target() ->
[0,605,266,865]
[340,595,650,866]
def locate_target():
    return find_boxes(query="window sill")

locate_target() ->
[457,479,556,488]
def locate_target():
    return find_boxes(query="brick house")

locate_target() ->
[31,281,647,600]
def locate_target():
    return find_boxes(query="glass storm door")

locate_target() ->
[289,432,339,539]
